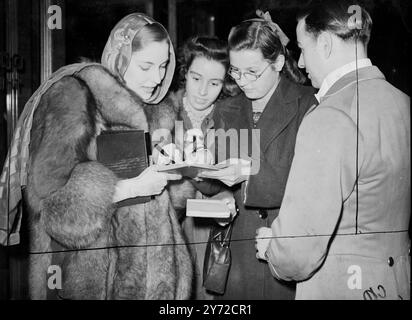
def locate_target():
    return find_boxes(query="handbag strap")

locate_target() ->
[221,221,233,247]
[210,203,237,247]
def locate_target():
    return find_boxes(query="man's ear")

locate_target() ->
[273,54,285,72]
[317,31,333,59]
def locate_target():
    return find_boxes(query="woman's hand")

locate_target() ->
[198,158,251,187]
[112,165,182,202]
[152,142,183,165]
[211,190,238,226]
[185,146,214,165]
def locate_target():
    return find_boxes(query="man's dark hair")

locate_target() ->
[297,0,373,45]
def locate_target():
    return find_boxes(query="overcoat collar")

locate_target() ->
[255,76,301,151]
[320,66,385,103]
[216,77,307,151]
[215,93,249,131]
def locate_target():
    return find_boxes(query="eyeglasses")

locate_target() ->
[227,63,272,82]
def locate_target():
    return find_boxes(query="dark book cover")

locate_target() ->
[96,130,152,207]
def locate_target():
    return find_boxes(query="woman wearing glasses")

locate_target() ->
[200,11,316,299]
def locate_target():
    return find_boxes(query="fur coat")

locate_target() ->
[25,64,193,299]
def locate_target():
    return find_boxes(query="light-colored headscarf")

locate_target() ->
[101,13,175,104]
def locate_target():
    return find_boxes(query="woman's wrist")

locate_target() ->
[113,178,136,203]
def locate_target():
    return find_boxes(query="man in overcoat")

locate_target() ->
[256,0,410,300]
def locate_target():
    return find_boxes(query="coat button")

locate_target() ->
[388,257,394,267]
[258,209,268,219]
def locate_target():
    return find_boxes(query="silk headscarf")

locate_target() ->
[101,13,175,104]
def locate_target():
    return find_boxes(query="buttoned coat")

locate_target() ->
[210,77,316,299]
[267,66,411,300]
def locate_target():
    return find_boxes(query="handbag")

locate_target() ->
[202,222,233,295]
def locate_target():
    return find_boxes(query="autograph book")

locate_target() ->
[156,162,228,177]
[96,130,151,207]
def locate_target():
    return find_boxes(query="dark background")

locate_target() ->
[61,0,411,94]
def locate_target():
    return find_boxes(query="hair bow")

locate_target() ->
[255,9,290,47]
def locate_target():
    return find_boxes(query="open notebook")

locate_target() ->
[156,162,228,178]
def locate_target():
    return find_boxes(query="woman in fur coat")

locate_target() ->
[2,13,193,299]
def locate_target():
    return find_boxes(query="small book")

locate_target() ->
[96,130,151,207]
[186,199,231,218]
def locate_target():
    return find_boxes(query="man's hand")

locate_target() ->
[255,227,272,260]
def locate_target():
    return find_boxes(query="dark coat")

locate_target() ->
[211,76,316,299]
[24,64,193,299]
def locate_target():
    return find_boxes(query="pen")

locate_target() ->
[193,136,197,152]
[154,144,176,164]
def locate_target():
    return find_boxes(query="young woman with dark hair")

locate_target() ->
[199,11,317,299]
[165,35,239,299]
[228,18,307,86]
